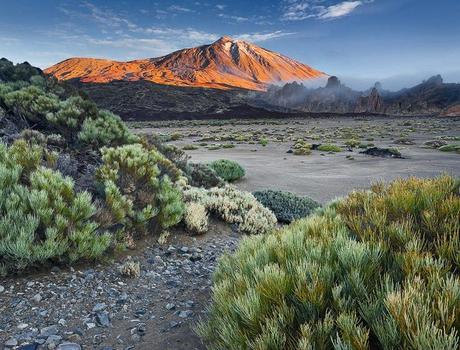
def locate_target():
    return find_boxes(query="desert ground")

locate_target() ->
[1,115,458,350]
[135,116,460,203]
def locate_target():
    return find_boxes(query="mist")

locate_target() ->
[339,71,460,92]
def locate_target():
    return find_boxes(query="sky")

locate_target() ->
[1,0,459,90]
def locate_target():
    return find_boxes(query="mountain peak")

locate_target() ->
[45,38,326,91]
[215,35,234,43]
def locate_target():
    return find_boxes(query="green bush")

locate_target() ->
[439,144,460,154]
[259,138,268,147]
[0,141,111,275]
[4,85,60,123]
[253,190,320,223]
[209,159,245,182]
[78,110,138,147]
[97,144,184,236]
[46,95,98,140]
[317,143,342,152]
[200,176,460,349]
[183,185,276,235]
[186,162,224,188]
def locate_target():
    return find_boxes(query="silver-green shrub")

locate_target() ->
[78,110,138,147]
[0,140,111,275]
[97,144,184,237]
[200,176,460,349]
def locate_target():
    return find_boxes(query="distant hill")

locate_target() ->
[45,36,325,91]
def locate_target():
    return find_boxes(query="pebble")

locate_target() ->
[92,303,107,312]
[57,343,81,350]
[39,325,58,337]
[0,235,239,348]
[17,323,29,330]
[178,310,193,318]
[5,338,18,347]
[96,312,110,327]
[32,293,42,303]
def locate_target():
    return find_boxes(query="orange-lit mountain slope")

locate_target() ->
[45,36,326,91]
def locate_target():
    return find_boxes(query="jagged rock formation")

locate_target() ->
[355,87,384,113]
[260,75,460,116]
[45,36,325,91]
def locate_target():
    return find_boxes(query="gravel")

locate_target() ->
[0,226,239,349]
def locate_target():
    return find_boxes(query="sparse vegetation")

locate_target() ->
[253,190,320,223]
[317,143,342,152]
[208,159,245,182]
[200,176,460,349]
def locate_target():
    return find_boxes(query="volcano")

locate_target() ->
[45,36,326,91]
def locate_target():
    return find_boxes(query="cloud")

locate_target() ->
[168,5,194,13]
[218,13,249,22]
[318,1,362,19]
[216,4,226,10]
[281,0,368,21]
[235,31,295,42]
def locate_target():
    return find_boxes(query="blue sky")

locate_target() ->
[1,0,459,89]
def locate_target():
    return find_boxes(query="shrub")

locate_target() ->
[183,185,276,235]
[253,190,320,223]
[345,139,360,148]
[0,141,111,275]
[78,110,138,147]
[439,144,460,154]
[200,176,460,349]
[259,138,268,147]
[46,95,97,140]
[182,144,199,150]
[317,143,342,152]
[185,163,224,188]
[293,140,312,155]
[184,202,208,234]
[119,259,140,278]
[97,144,184,236]
[4,85,60,123]
[170,132,183,141]
[208,159,245,182]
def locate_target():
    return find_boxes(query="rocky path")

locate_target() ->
[0,223,239,350]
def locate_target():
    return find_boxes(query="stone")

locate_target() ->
[5,338,18,347]
[45,335,62,344]
[32,293,42,303]
[18,344,38,350]
[96,311,110,327]
[56,343,81,350]
[0,285,5,293]
[92,303,107,312]
[40,325,58,337]
[165,303,175,310]
[178,310,193,318]
[18,323,29,330]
